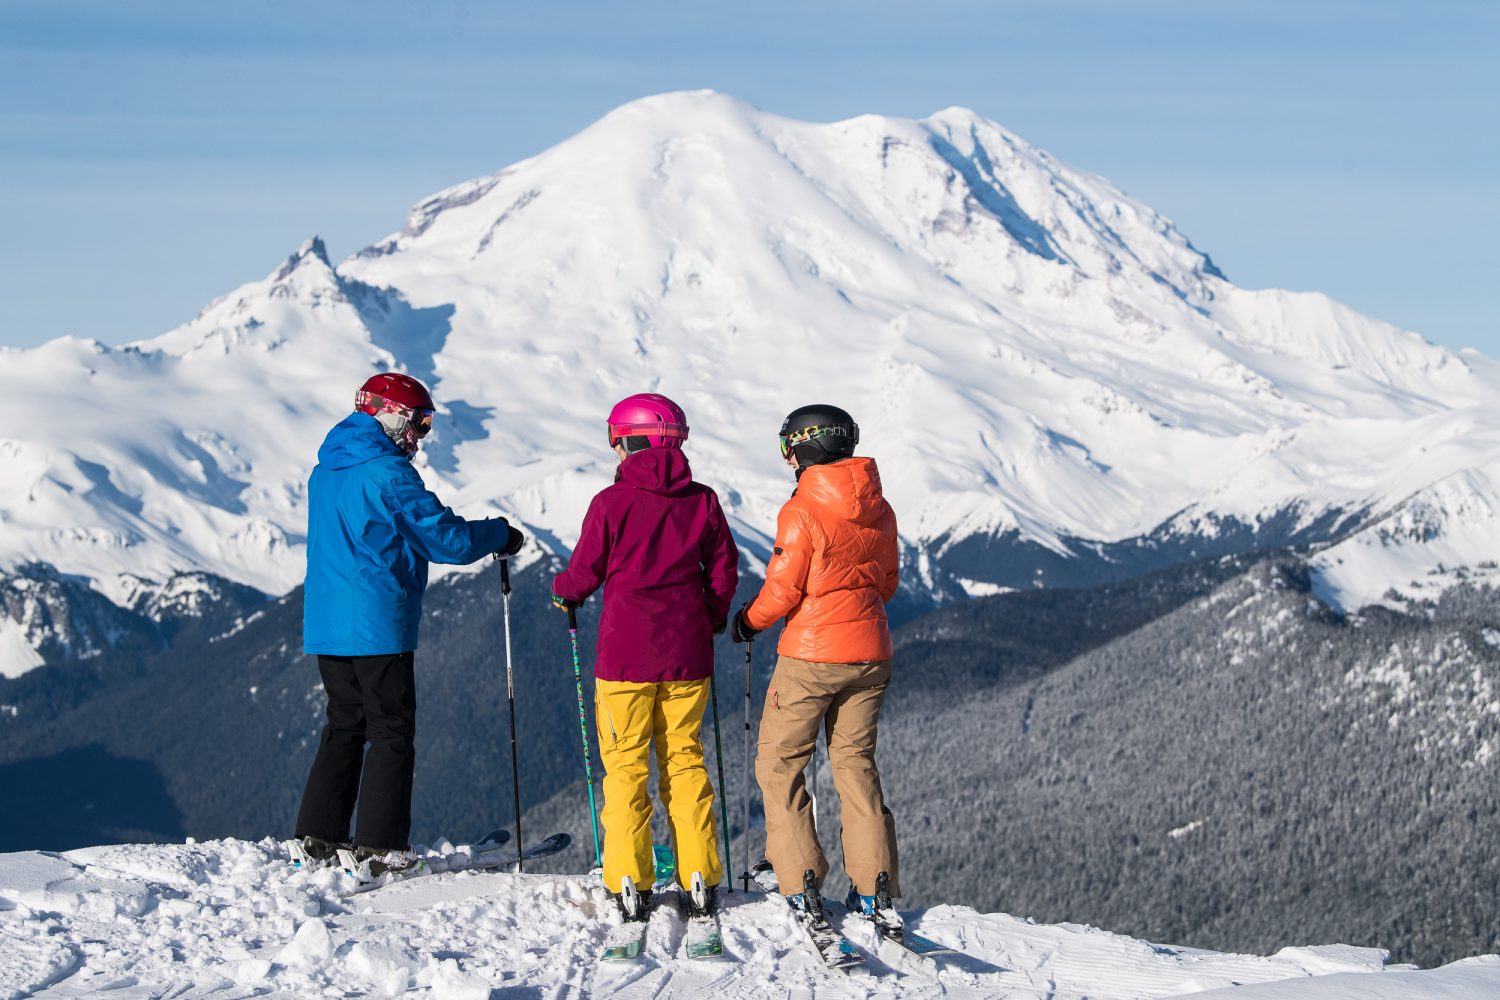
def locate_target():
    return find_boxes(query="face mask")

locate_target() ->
[375,407,434,455]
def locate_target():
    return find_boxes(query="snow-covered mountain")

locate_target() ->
[4,90,1498,675]
[2,838,1497,999]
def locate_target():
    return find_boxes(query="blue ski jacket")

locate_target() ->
[303,412,511,656]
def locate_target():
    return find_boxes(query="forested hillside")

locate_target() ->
[4,553,1496,966]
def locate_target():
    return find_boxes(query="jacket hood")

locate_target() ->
[796,457,886,524]
[317,412,405,470]
[618,447,695,494]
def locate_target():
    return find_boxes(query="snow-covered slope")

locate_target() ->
[4,90,1499,674]
[2,838,1496,999]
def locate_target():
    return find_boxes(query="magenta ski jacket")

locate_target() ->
[553,448,739,683]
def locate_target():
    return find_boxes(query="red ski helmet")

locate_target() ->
[355,372,436,455]
[606,393,689,450]
[355,372,435,414]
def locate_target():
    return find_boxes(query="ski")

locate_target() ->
[599,920,649,962]
[750,863,862,971]
[598,875,652,963]
[843,872,956,959]
[473,828,513,849]
[843,909,955,958]
[292,828,509,872]
[678,872,726,961]
[683,911,725,960]
[338,832,569,896]
[652,844,677,889]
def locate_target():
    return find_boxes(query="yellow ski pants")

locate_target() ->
[595,677,722,894]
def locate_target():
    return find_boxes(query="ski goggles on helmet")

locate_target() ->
[607,420,690,447]
[356,390,435,437]
[778,422,859,459]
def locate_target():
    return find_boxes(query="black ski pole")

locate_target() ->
[741,638,753,893]
[709,673,733,892]
[500,558,523,871]
[568,605,604,868]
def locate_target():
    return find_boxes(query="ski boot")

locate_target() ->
[686,871,718,918]
[787,869,827,923]
[613,875,654,922]
[845,871,905,941]
[338,845,425,880]
[288,835,348,871]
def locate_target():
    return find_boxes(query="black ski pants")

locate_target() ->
[294,652,416,851]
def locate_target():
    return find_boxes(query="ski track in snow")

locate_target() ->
[2,838,1497,999]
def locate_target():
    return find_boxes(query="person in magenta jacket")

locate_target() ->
[552,392,738,920]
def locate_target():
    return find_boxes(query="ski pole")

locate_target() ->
[708,673,733,892]
[809,733,819,835]
[741,639,753,893]
[500,558,523,871]
[568,605,603,869]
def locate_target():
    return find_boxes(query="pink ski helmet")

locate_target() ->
[607,393,689,450]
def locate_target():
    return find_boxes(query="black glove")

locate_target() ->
[730,607,760,644]
[712,618,727,637]
[496,525,525,557]
[551,593,579,613]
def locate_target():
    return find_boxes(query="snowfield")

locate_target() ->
[2,838,1496,999]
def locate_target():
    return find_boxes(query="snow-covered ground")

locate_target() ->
[2,838,1496,999]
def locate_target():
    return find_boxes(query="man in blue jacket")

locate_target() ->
[293,372,522,876]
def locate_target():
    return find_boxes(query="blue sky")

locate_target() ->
[2,1,1496,353]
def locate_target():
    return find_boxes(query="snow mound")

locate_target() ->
[1,837,1496,999]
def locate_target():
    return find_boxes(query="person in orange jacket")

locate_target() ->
[730,403,902,924]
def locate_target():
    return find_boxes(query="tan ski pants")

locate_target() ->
[756,655,900,897]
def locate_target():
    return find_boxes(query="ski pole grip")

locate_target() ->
[499,557,511,595]
[568,606,578,631]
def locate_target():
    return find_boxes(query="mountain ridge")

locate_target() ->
[2,89,1497,673]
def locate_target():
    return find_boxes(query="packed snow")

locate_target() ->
[2,838,1496,999]
[4,90,1500,674]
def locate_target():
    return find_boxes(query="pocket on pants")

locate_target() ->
[597,694,620,750]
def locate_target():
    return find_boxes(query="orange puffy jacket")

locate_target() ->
[745,456,899,663]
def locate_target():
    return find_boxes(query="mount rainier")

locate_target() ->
[3,89,1498,675]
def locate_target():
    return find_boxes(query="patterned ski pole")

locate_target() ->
[709,673,733,892]
[500,558,523,871]
[568,605,603,869]
[741,638,753,892]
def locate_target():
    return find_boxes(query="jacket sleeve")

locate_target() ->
[878,503,900,603]
[746,501,815,630]
[700,490,740,629]
[552,493,610,602]
[386,465,511,565]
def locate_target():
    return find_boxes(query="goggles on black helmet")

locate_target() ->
[778,422,859,460]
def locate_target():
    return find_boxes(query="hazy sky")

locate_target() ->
[3,1,1496,354]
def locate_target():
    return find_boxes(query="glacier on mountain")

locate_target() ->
[1,90,1496,675]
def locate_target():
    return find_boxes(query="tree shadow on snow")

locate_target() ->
[0,744,185,851]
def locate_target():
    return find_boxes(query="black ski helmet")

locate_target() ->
[779,404,859,470]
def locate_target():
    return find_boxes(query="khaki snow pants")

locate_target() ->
[756,655,900,898]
